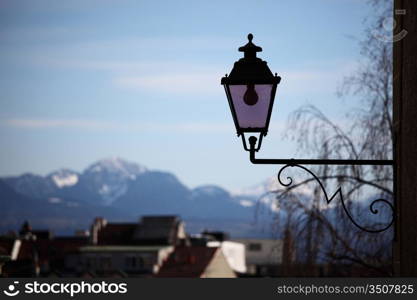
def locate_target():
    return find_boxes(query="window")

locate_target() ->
[125,256,144,269]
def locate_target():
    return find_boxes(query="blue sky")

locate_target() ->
[0,0,375,191]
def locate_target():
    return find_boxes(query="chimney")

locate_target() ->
[90,217,107,245]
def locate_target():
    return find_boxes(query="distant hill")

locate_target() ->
[0,157,273,236]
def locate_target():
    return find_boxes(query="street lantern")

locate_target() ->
[221,34,281,151]
[220,34,394,234]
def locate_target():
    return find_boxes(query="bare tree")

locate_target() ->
[270,0,394,276]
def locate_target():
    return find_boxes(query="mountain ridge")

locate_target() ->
[0,157,271,236]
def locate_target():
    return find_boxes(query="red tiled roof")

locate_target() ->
[17,237,88,262]
[156,246,218,278]
[16,241,33,260]
[0,239,15,255]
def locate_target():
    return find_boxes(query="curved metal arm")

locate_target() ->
[247,136,395,233]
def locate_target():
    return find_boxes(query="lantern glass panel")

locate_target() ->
[229,84,273,129]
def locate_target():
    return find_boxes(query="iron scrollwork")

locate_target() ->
[277,164,395,233]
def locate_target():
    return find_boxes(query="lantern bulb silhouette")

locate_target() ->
[243,85,258,106]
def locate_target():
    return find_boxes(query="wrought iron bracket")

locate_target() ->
[248,136,395,234]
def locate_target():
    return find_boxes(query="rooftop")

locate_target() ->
[156,246,218,278]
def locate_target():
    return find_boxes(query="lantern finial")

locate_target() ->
[239,33,262,58]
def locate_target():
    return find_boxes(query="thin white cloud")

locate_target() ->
[41,58,223,74]
[4,26,357,97]
[2,118,233,134]
[111,60,358,96]
[4,119,116,130]
[34,58,225,95]
[6,34,233,69]
[35,58,350,96]
[3,118,288,136]
[114,72,222,94]
[3,25,357,98]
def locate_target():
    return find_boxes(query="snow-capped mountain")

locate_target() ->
[1,158,263,214]
[84,157,147,178]
[3,158,148,206]
[3,157,282,213]
[0,157,270,236]
[47,169,79,188]
[81,157,147,205]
